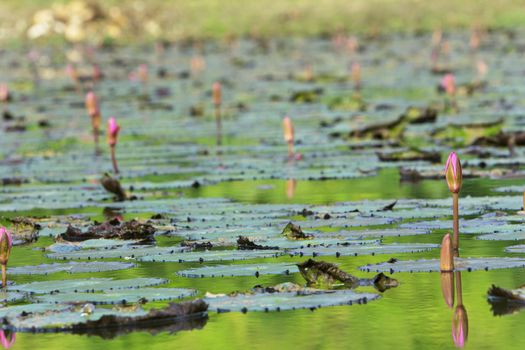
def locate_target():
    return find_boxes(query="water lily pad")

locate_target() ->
[47,246,188,260]
[0,291,27,303]
[178,263,299,278]
[10,277,168,294]
[9,261,135,275]
[360,257,525,273]
[290,243,438,257]
[37,288,196,305]
[205,290,379,312]
[477,231,525,241]
[0,303,70,319]
[506,245,525,253]
[139,249,281,263]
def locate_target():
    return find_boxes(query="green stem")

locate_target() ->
[215,105,222,146]
[111,145,119,175]
[453,192,459,256]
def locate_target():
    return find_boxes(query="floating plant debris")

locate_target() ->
[487,284,525,316]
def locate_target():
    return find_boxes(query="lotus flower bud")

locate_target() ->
[441,73,456,95]
[440,233,454,272]
[283,116,294,144]
[351,62,361,86]
[66,64,78,82]
[93,64,102,81]
[0,84,10,102]
[85,91,99,118]
[108,117,120,147]
[212,82,222,106]
[445,152,462,193]
[138,64,148,83]
[452,305,468,348]
[0,329,15,349]
[0,227,12,265]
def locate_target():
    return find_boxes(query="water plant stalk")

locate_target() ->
[110,145,119,175]
[452,192,459,256]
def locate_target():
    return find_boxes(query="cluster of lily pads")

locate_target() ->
[0,30,524,342]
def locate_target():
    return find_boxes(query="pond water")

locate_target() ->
[1,32,525,349]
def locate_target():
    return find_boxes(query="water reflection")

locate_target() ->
[440,271,468,348]
[0,329,15,349]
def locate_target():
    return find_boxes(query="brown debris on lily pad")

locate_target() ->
[58,219,156,244]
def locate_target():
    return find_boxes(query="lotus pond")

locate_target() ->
[1,31,525,350]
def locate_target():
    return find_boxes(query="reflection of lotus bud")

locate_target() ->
[0,84,9,102]
[283,116,294,143]
[452,305,468,348]
[445,152,462,193]
[0,329,15,349]
[441,74,456,95]
[440,233,454,272]
[440,272,455,308]
[212,82,222,106]
[108,117,120,147]
[0,227,12,265]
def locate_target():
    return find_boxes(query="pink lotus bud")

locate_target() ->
[138,64,148,83]
[441,73,456,95]
[0,227,12,265]
[0,84,9,102]
[351,62,361,85]
[452,305,468,348]
[93,64,102,81]
[108,117,120,147]
[445,152,462,193]
[66,64,78,82]
[283,116,294,143]
[0,329,15,349]
[85,91,100,117]
[212,82,222,106]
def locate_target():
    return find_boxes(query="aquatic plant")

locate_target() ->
[0,329,15,349]
[440,233,454,271]
[0,83,10,102]
[107,117,120,175]
[283,116,294,159]
[85,91,101,148]
[212,82,222,146]
[351,62,361,90]
[445,151,462,253]
[0,227,13,288]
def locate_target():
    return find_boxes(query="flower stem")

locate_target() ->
[453,192,459,256]
[287,141,294,159]
[215,104,222,146]
[110,145,119,175]
[1,263,6,288]
[455,271,463,306]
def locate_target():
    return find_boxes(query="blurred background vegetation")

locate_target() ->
[2,0,525,44]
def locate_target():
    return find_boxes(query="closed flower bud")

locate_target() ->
[445,152,462,193]
[283,116,294,143]
[108,117,120,147]
[212,82,222,106]
[85,91,100,118]
[0,84,10,102]
[0,227,12,265]
[441,73,456,96]
[440,233,454,272]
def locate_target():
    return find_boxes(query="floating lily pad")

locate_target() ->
[11,277,168,294]
[47,246,188,260]
[359,257,525,273]
[37,288,196,305]
[205,290,379,312]
[477,231,525,241]
[48,239,139,253]
[138,250,281,263]
[178,263,299,278]
[0,291,27,303]
[0,303,71,319]
[290,243,438,257]
[337,228,429,238]
[506,245,525,253]
[9,261,135,275]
